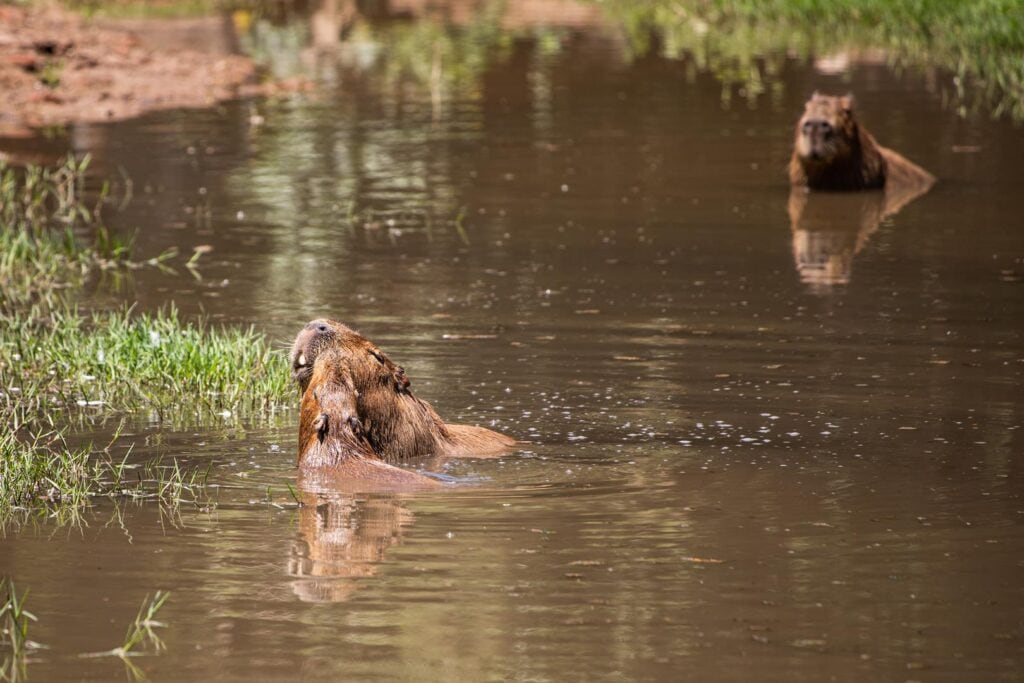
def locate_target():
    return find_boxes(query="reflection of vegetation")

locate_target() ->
[368,3,513,95]
[598,0,1024,119]
[114,591,169,658]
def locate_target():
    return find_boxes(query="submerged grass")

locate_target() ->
[0,579,37,682]
[0,155,144,312]
[115,591,169,658]
[2,581,170,681]
[0,427,105,514]
[81,590,171,682]
[598,0,1024,120]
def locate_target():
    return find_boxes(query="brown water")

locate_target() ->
[2,3,1023,681]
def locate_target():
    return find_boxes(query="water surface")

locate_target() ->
[2,3,1022,681]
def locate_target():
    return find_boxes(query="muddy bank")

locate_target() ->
[0,5,307,137]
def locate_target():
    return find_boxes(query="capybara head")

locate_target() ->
[290,319,413,397]
[290,319,358,393]
[794,92,858,165]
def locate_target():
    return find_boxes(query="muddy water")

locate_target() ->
[2,6,1024,682]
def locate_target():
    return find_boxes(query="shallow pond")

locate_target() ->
[2,2,1022,681]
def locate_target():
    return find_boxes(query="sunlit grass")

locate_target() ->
[3,582,170,681]
[1,306,291,420]
[0,427,106,514]
[0,578,37,682]
[0,157,292,520]
[0,155,168,312]
[81,590,171,682]
[117,591,170,658]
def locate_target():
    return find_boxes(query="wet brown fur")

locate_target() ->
[298,348,441,491]
[789,93,935,192]
[291,319,516,461]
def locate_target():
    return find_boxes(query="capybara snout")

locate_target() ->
[290,319,358,393]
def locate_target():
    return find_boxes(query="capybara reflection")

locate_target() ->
[788,189,886,286]
[298,347,441,491]
[288,491,413,603]
[789,92,935,192]
[788,166,934,287]
[291,319,515,461]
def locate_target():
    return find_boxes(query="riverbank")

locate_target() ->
[0,3,308,137]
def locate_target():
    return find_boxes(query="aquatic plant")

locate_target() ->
[0,427,104,515]
[0,418,217,521]
[117,591,170,657]
[0,579,36,682]
[0,306,291,421]
[0,157,292,519]
[1,158,291,423]
[0,155,155,312]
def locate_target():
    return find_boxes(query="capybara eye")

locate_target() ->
[369,349,386,365]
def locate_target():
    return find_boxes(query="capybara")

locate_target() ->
[298,347,442,491]
[789,93,935,191]
[291,319,515,461]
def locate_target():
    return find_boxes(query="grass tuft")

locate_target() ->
[1,306,291,421]
[0,157,293,521]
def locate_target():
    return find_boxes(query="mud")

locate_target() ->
[0,5,309,137]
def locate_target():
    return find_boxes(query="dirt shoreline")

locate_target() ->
[0,4,307,138]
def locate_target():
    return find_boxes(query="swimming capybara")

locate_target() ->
[298,347,442,491]
[291,319,516,461]
[789,93,935,192]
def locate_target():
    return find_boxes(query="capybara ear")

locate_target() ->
[840,93,855,112]
[314,413,329,443]
[394,366,411,394]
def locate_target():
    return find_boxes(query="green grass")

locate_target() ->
[0,155,291,423]
[1,306,291,420]
[0,155,140,312]
[597,0,1024,120]
[0,427,106,514]
[115,591,170,658]
[0,578,36,682]
[2,580,170,681]
[0,421,217,519]
[0,156,293,520]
